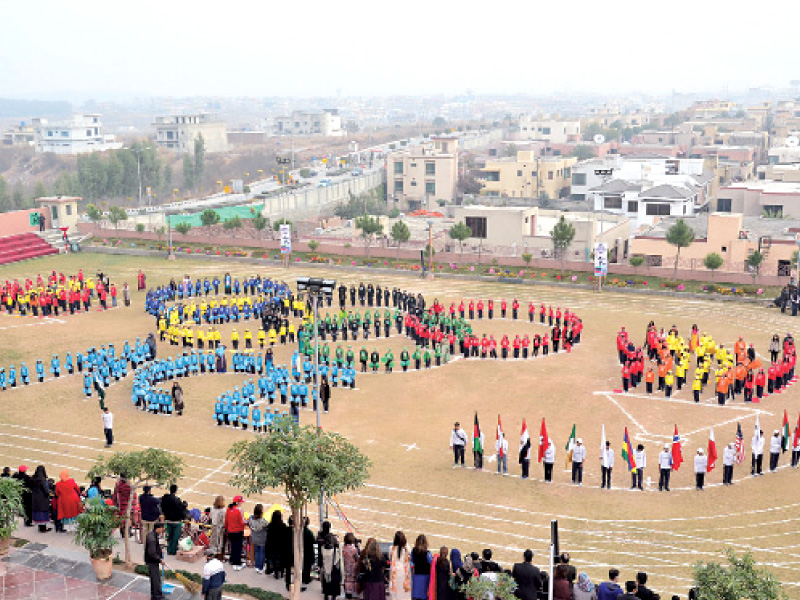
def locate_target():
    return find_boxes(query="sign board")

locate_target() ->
[232,179,244,194]
[594,169,613,176]
[594,242,608,276]
[279,224,292,255]
[29,212,40,226]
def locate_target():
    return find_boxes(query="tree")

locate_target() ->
[33,181,48,200]
[550,215,575,260]
[0,176,9,212]
[252,214,269,236]
[747,251,764,282]
[630,255,645,274]
[449,221,472,255]
[0,476,24,541]
[666,218,695,279]
[155,226,165,243]
[11,183,27,209]
[457,174,482,197]
[521,253,532,266]
[461,572,517,600]
[391,220,410,257]
[308,239,320,253]
[703,252,724,279]
[227,416,370,600]
[223,215,243,238]
[432,116,448,128]
[88,449,184,567]
[355,215,384,256]
[200,209,220,227]
[273,218,292,231]
[693,549,783,600]
[570,145,596,161]
[85,203,103,227]
[108,206,128,230]
[182,155,195,191]
[194,134,205,189]
[174,222,192,237]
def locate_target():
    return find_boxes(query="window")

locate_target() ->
[531,171,537,177]
[394,180,403,193]
[517,170,523,177]
[61,131,68,137]
[542,127,551,135]
[548,171,554,180]
[627,201,638,213]
[410,181,417,187]
[465,216,487,239]
[425,163,436,176]
[86,129,92,136]
[394,162,403,174]
[485,172,500,182]
[489,149,497,156]
[604,197,622,209]
[65,205,72,216]
[571,194,586,201]
[721,246,727,252]
[564,168,571,178]
[47,131,53,137]
[645,203,671,216]
[425,182,435,195]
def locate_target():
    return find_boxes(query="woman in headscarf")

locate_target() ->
[30,466,52,532]
[572,572,597,600]
[452,554,475,600]
[449,549,463,574]
[54,469,82,532]
[389,531,411,600]
[317,520,341,600]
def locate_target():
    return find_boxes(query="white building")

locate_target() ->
[33,114,122,154]
[152,113,228,154]
[274,109,343,136]
[518,116,581,143]
[767,143,800,166]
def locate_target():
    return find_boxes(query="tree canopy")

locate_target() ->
[666,218,695,278]
[200,209,220,227]
[449,222,472,254]
[550,215,576,258]
[391,220,411,245]
[693,549,783,600]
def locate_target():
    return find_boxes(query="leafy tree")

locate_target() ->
[355,215,384,256]
[505,143,518,158]
[74,499,119,559]
[136,223,145,233]
[299,168,311,178]
[666,218,695,279]
[334,189,386,219]
[550,215,576,259]
[182,155,195,191]
[194,134,205,189]
[457,174,482,197]
[693,549,783,600]
[174,222,192,237]
[85,203,103,224]
[703,252,723,279]
[629,255,645,274]
[461,572,517,600]
[449,221,472,255]
[88,449,184,567]
[223,215,243,237]
[0,176,9,212]
[108,206,128,230]
[155,226,165,243]
[0,476,24,540]
[521,253,532,266]
[570,145,596,160]
[273,218,292,231]
[747,251,764,282]
[200,209,220,227]
[432,116,448,127]
[227,416,370,600]
[11,182,28,209]
[252,214,269,235]
[33,181,48,200]
[308,239,320,253]
[391,220,411,256]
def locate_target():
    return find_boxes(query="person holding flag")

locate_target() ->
[672,425,684,472]
[722,442,736,485]
[707,427,718,475]
[538,418,548,463]
[751,415,764,476]
[473,413,484,470]
[565,424,576,470]
[621,428,637,490]
[793,413,800,468]
[543,437,555,482]
[519,420,531,479]
[694,448,708,490]
[600,425,614,489]
[782,409,791,455]
[496,415,508,475]
[769,429,782,472]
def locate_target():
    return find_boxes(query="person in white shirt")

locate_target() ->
[769,430,782,472]
[571,438,587,485]
[102,407,114,447]
[449,422,468,467]
[658,443,673,491]
[600,441,614,489]
[632,444,646,490]
[543,438,555,482]
[694,448,708,490]
[722,442,736,485]
[496,435,509,475]
[793,432,800,468]
[751,429,764,476]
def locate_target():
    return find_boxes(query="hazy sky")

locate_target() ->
[2,0,798,100]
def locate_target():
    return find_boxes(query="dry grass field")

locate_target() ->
[1,252,799,598]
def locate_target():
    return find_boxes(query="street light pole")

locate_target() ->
[427,219,434,277]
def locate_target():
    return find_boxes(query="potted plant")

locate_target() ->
[0,477,24,558]
[74,499,119,580]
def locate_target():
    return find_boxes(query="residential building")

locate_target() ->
[32,114,122,154]
[273,109,343,136]
[767,143,800,166]
[387,137,458,212]
[152,113,228,154]
[518,116,581,143]
[686,100,738,120]
[717,181,800,217]
[631,212,797,276]
[35,196,80,233]
[2,122,35,146]
[476,151,577,200]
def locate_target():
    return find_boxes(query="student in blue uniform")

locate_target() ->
[20,363,29,385]
[64,352,74,375]
[239,404,249,430]
[0,368,5,391]
[8,366,16,388]
[50,355,61,378]
[251,406,262,433]
[36,360,45,383]
[83,372,93,398]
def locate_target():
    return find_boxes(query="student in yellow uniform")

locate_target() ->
[664,370,674,397]
[231,329,240,350]
[244,329,253,349]
[269,327,278,346]
[185,327,194,348]
[258,328,266,349]
[158,317,167,341]
[675,361,686,391]
[692,375,703,402]
[197,328,206,349]
[287,322,296,344]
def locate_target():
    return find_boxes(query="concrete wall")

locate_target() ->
[0,208,42,237]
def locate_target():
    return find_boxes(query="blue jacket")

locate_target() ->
[598,581,623,600]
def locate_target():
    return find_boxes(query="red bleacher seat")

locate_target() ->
[0,233,60,266]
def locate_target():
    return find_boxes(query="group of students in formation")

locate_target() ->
[449,411,800,491]
[1,269,127,316]
[617,323,797,404]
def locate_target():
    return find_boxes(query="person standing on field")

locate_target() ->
[449,422,467,467]
[102,407,113,447]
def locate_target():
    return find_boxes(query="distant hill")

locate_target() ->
[0,98,72,119]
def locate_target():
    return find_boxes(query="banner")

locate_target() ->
[594,242,608,277]
[280,224,292,255]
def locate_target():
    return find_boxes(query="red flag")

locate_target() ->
[794,413,800,450]
[538,418,548,463]
[707,427,717,473]
[671,424,683,471]
[496,415,505,458]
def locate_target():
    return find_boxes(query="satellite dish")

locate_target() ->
[594,134,605,144]
[786,136,799,147]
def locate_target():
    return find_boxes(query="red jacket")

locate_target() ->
[225,506,245,533]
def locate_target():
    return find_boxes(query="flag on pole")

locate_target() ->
[538,418,548,463]
[600,424,608,468]
[707,427,718,472]
[565,424,576,468]
[622,427,637,473]
[519,420,531,464]
[782,410,790,452]
[496,415,505,458]
[735,422,746,465]
[754,413,762,453]
[473,413,483,453]
[794,413,800,451]
[671,424,683,470]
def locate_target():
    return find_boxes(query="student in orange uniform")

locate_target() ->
[716,371,729,405]
[645,367,655,394]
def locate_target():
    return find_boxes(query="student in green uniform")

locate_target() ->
[359,346,369,372]
[400,347,410,372]
[370,348,380,373]
[383,349,394,373]
[413,346,422,370]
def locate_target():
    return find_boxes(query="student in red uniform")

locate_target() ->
[500,299,507,319]
[480,335,489,358]
[487,299,494,319]
[512,335,521,359]
[458,301,465,319]
[548,305,554,326]
[521,334,530,359]
[489,336,498,359]
[477,299,484,319]
[468,300,475,320]
[532,334,541,357]
[528,301,535,322]
[512,299,519,320]
[744,371,754,402]
[500,336,510,359]
[552,326,561,354]
[621,363,631,393]
[539,303,546,324]
[755,368,766,399]
[542,334,550,356]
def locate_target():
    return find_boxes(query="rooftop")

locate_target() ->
[590,179,642,193]
[640,184,696,200]
[722,181,800,193]
[638,212,800,241]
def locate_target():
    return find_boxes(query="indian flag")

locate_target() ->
[474,412,483,453]
[565,424,576,468]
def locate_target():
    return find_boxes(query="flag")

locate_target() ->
[707,427,717,473]
[735,422,746,465]
[519,420,530,464]
[538,418,548,463]
[622,427,637,473]
[565,424,576,468]
[794,413,800,451]
[672,424,683,470]
[496,415,505,458]
[473,413,483,453]
[782,410,790,452]
[600,424,609,468]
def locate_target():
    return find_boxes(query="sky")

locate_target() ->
[2,0,799,101]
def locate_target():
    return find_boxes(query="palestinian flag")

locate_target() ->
[519,420,530,464]
[622,427,636,473]
[782,410,790,452]
[538,418,548,463]
[707,427,717,472]
[473,412,483,453]
[565,424,576,468]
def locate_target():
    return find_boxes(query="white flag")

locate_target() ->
[601,424,609,467]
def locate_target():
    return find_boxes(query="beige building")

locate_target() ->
[477,151,577,200]
[387,137,458,211]
[518,117,581,143]
[631,212,798,276]
[274,110,343,137]
[717,181,800,217]
[35,196,80,233]
[153,113,228,154]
